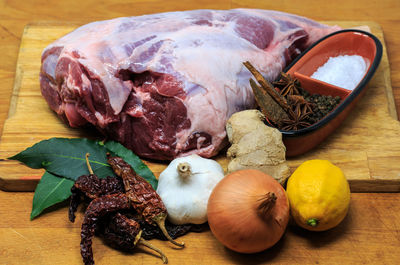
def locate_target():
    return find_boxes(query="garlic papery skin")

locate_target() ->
[156,154,225,225]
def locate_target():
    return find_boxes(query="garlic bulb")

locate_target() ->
[156,154,225,225]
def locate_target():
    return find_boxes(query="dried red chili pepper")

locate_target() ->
[75,174,124,199]
[107,154,185,247]
[81,193,131,265]
[100,212,168,263]
[138,218,196,241]
[69,185,83,222]
[69,154,124,222]
[114,211,197,241]
[69,175,124,222]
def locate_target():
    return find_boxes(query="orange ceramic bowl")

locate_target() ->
[273,29,382,157]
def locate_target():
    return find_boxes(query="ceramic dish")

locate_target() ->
[273,29,383,157]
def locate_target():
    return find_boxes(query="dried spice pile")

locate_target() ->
[70,153,204,265]
[9,138,208,264]
[301,90,341,125]
[244,62,341,131]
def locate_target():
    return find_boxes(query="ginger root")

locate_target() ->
[226,109,290,184]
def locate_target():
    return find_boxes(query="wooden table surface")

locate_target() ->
[1,0,400,264]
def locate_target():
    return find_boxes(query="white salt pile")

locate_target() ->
[311,55,367,90]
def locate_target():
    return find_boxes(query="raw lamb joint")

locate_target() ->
[40,9,340,160]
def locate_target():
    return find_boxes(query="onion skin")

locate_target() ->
[207,169,289,253]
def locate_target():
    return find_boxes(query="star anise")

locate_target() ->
[273,72,301,97]
[243,64,317,131]
[280,101,312,131]
[287,95,314,114]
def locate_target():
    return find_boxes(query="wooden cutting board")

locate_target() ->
[1,21,400,192]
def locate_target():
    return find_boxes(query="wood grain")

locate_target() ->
[1,21,400,192]
[1,1,400,264]
[1,190,400,265]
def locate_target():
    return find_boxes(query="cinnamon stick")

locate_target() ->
[249,79,289,126]
[244,61,292,125]
[243,61,292,113]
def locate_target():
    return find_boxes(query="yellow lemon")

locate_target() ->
[286,159,350,231]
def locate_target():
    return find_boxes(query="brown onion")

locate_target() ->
[207,169,289,253]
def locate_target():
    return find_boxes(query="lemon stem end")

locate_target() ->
[307,218,319,227]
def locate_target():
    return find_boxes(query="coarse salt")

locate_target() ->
[311,55,367,90]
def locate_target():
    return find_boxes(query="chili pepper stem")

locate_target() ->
[85,153,94,175]
[138,238,168,264]
[154,214,185,248]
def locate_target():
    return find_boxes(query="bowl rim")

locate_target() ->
[276,29,383,137]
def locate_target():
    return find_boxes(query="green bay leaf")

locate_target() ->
[30,172,74,220]
[8,138,114,180]
[9,137,159,219]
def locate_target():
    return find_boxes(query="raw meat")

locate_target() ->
[40,9,340,160]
